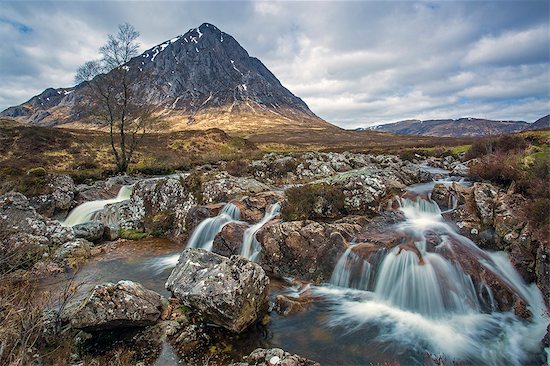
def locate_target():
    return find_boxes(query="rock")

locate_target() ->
[318,158,430,213]
[70,280,164,331]
[536,244,550,306]
[72,221,105,243]
[472,182,498,226]
[53,238,92,262]
[255,220,360,281]
[28,174,76,217]
[202,172,270,203]
[103,224,120,241]
[431,183,453,210]
[165,248,269,333]
[273,294,313,316]
[450,162,469,176]
[236,191,286,223]
[212,222,248,257]
[96,177,196,241]
[0,192,74,264]
[231,348,320,366]
[184,203,225,235]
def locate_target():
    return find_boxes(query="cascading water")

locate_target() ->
[322,192,548,365]
[62,185,134,226]
[186,202,241,251]
[240,202,281,261]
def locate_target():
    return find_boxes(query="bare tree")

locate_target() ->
[75,23,156,173]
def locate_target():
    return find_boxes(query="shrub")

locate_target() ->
[282,183,346,220]
[465,135,529,160]
[524,198,550,228]
[26,167,47,176]
[225,159,249,177]
[468,153,523,186]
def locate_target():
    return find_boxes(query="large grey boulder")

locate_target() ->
[201,172,270,203]
[165,248,269,333]
[70,280,164,331]
[72,221,105,243]
[28,174,76,217]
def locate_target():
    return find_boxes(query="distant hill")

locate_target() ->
[0,23,336,138]
[369,115,549,137]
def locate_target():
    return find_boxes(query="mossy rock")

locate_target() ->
[26,167,47,176]
[119,228,150,240]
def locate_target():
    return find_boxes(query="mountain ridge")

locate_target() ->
[368,115,549,137]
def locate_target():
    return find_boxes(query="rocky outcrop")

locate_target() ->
[201,172,270,203]
[231,348,320,366]
[166,249,269,333]
[53,238,92,262]
[72,221,105,243]
[28,174,76,217]
[253,220,362,281]
[0,192,74,265]
[235,191,285,223]
[70,280,164,331]
[96,177,196,240]
[317,155,429,213]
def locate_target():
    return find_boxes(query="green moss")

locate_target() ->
[119,228,149,240]
[182,172,204,204]
[26,167,47,176]
[144,210,175,236]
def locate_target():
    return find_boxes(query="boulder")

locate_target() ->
[70,280,164,331]
[202,172,270,203]
[53,238,92,262]
[28,174,76,217]
[536,244,550,306]
[72,221,105,243]
[184,203,225,235]
[103,224,120,241]
[236,191,286,223]
[0,192,74,263]
[273,294,313,316]
[254,220,361,281]
[231,348,320,366]
[212,222,248,257]
[165,248,269,333]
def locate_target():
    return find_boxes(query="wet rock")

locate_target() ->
[212,222,248,257]
[70,280,164,331]
[255,220,361,281]
[202,172,270,203]
[184,203,225,235]
[72,221,105,243]
[536,244,550,306]
[472,182,498,226]
[165,248,269,333]
[236,191,286,223]
[273,295,313,316]
[231,347,320,366]
[431,183,453,210]
[103,224,120,241]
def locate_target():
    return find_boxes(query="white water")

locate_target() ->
[62,185,133,226]
[320,193,548,365]
[186,202,241,251]
[240,202,281,261]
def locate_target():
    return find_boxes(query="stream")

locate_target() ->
[52,166,549,365]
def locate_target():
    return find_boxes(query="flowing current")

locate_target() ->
[62,185,133,226]
[240,202,281,261]
[322,193,548,365]
[186,202,241,251]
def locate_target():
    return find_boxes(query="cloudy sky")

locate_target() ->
[1,1,548,128]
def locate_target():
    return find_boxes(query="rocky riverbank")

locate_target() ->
[1,150,548,365]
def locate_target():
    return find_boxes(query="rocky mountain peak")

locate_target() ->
[1,22,333,135]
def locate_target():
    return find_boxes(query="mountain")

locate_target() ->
[368,116,549,137]
[1,23,337,137]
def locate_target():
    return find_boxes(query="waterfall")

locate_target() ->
[330,247,372,291]
[240,202,281,261]
[186,202,240,251]
[320,193,548,365]
[62,185,133,227]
